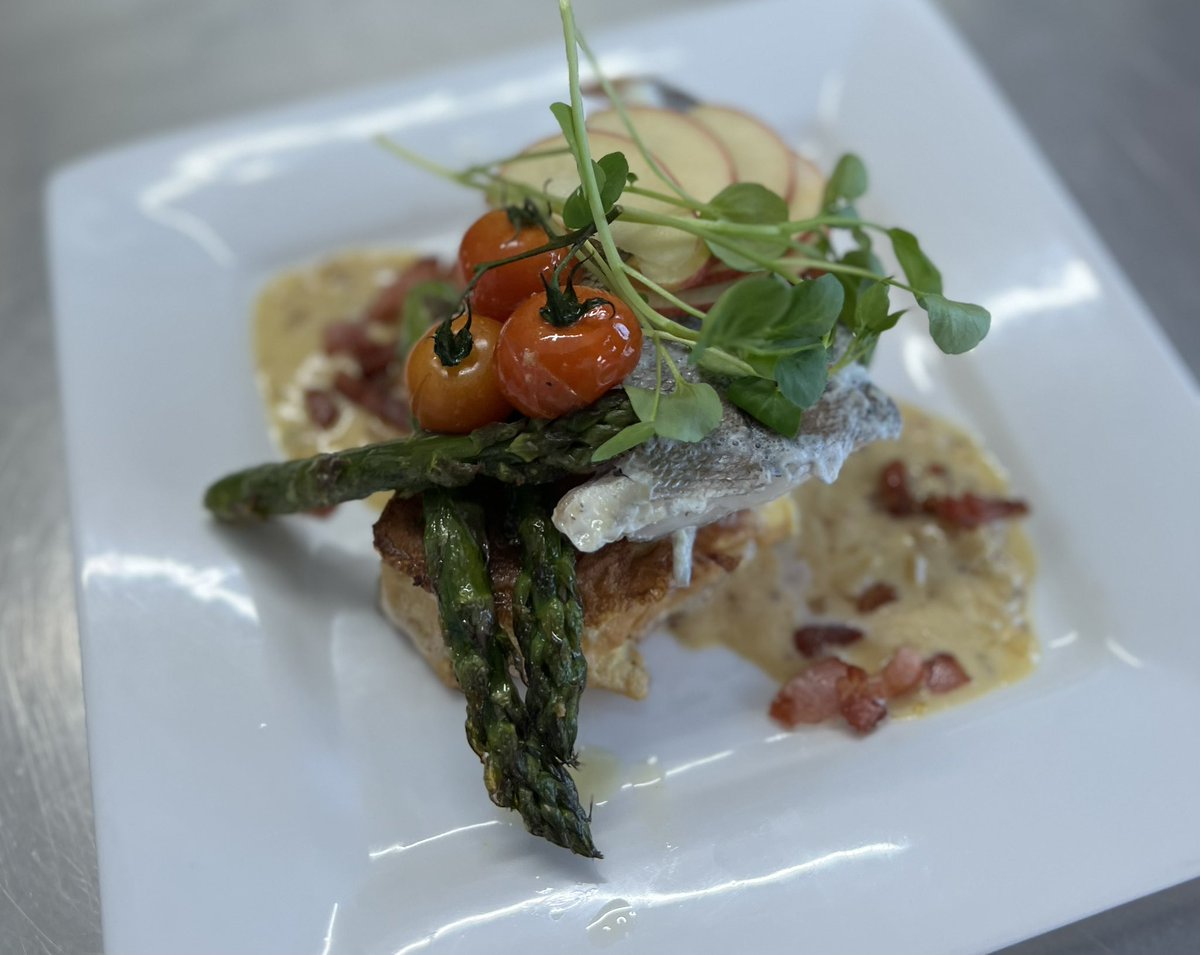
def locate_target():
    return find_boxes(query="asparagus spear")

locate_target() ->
[204,392,635,522]
[509,488,587,765]
[422,488,600,858]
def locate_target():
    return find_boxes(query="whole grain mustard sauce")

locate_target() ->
[253,251,418,459]
[669,405,1037,717]
[254,252,419,510]
[256,254,1036,717]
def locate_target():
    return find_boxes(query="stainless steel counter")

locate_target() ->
[2,1,1196,952]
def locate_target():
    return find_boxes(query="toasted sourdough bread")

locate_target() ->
[374,494,797,699]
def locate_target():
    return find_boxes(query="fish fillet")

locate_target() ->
[553,343,900,552]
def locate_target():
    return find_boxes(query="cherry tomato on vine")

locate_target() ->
[458,208,566,320]
[495,284,643,419]
[405,314,513,433]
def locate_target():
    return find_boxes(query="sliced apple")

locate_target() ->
[586,106,735,207]
[497,129,710,289]
[688,104,796,201]
[788,152,826,222]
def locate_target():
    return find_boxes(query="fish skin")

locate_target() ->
[552,343,900,552]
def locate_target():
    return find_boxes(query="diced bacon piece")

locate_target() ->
[855,581,898,613]
[922,493,1030,530]
[303,389,339,429]
[879,459,918,516]
[324,321,396,376]
[364,257,456,324]
[881,646,925,697]
[835,665,888,733]
[334,370,368,403]
[925,652,971,693]
[357,377,410,431]
[323,320,369,355]
[769,658,850,728]
[793,623,864,658]
[353,339,396,377]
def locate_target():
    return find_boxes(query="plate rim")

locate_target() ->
[45,0,1200,952]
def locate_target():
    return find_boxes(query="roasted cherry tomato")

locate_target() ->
[495,284,643,419]
[458,208,566,320]
[405,314,513,433]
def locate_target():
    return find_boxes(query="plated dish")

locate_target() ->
[209,0,1035,860]
[47,0,1200,952]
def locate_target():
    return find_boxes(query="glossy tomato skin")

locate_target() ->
[495,285,643,419]
[458,209,565,320]
[405,314,514,433]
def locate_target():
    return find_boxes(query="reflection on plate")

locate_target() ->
[47,0,1200,952]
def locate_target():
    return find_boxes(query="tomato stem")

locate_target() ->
[433,309,474,367]
[537,273,612,329]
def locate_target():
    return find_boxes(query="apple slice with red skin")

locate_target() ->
[588,106,738,289]
[586,106,735,208]
[788,152,826,222]
[498,129,711,290]
[688,104,796,202]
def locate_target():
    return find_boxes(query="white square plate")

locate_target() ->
[47,1,1200,952]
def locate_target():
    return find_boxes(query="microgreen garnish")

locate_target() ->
[378,0,992,456]
[725,377,805,439]
[702,183,791,272]
[822,153,868,210]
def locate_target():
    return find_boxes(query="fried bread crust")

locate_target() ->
[374,494,770,698]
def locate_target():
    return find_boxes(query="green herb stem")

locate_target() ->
[620,263,708,321]
[575,32,704,210]
[558,1,652,327]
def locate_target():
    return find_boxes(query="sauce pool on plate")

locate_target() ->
[670,404,1037,721]
[254,252,1035,728]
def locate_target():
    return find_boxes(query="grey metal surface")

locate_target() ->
[0,1,1195,953]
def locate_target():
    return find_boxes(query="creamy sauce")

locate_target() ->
[254,251,420,508]
[255,256,1036,716]
[670,405,1037,716]
[254,251,417,457]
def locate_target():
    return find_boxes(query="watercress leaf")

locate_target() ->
[853,280,892,334]
[705,238,785,273]
[782,273,844,340]
[774,346,829,409]
[591,420,656,462]
[654,380,723,443]
[561,188,590,230]
[822,153,868,210]
[561,162,606,230]
[695,276,790,357]
[850,224,873,255]
[623,384,658,422]
[707,182,789,225]
[888,228,943,295]
[399,279,461,359]
[701,184,791,270]
[549,102,578,151]
[834,249,886,332]
[705,236,789,274]
[921,293,991,354]
[694,347,758,378]
[840,246,885,277]
[726,377,804,438]
[855,332,880,367]
[596,152,629,209]
[562,154,627,229]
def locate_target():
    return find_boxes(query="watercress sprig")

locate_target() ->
[378,0,992,454]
